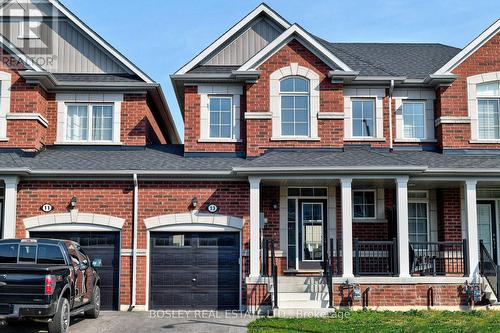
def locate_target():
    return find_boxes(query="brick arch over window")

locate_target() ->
[143,211,244,230]
[23,211,125,230]
[269,63,320,139]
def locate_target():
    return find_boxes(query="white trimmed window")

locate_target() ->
[352,99,375,138]
[353,190,376,219]
[280,77,310,137]
[477,81,500,140]
[408,191,429,245]
[402,101,426,139]
[56,94,122,144]
[209,96,233,139]
[467,72,500,142]
[269,63,320,140]
[66,104,113,142]
[198,85,241,142]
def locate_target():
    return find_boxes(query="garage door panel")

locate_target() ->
[30,231,120,311]
[150,232,240,310]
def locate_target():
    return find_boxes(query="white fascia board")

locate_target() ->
[233,165,427,173]
[48,0,154,84]
[435,19,500,74]
[237,24,352,72]
[0,36,44,72]
[174,3,291,75]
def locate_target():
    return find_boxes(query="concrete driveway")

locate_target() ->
[1,311,257,333]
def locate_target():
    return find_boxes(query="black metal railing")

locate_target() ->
[262,239,278,308]
[409,240,467,276]
[335,238,342,276]
[480,240,500,300]
[354,238,397,276]
[323,239,334,308]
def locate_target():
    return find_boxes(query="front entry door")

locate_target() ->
[477,201,498,263]
[298,199,327,269]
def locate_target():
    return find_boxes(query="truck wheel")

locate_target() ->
[48,298,70,333]
[85,286,101,319]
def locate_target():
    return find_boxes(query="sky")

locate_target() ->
[61,0,500,140]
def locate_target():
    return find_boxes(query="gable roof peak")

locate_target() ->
[174,2,291,75]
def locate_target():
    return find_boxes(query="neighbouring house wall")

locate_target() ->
[16,180,135,305]
[437,33,500,149]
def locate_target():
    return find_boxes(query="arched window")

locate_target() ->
[280,77,310,137]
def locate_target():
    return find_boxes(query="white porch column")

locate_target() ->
[396,176,410,277]
[464,179,479,278]
[340,177,353,277]
[2,176,19,239]
[249,176,261,278]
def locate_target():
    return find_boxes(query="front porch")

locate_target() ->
[245,176,500,312]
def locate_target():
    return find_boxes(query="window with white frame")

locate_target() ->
[209,96,232,139]
[402,101,425,139]
[353,190,376,219]
[352,99,375,137]
[280,76,310,137]
[408,191,429,245]
[477,81,500,140]
[66,104,113,142]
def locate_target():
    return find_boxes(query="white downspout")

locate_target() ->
[389,79,395,150]
[130,173,139,310]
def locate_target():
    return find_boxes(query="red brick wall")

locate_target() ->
[437,33,500,149]
[437,188,463,242]
[183,85,245,153]
[245,40,346,156]
[0,55,47,150]
[261,186,280,245]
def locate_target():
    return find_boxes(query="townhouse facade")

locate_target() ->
[0,1,500,313]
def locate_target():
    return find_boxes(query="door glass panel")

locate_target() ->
[477,204,494,255]
[302,203,323,261]
[287,199,297,269]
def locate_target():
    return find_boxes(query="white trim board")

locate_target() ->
[237,24,351,72]
[175,3,290,75]
[435,19,500,74]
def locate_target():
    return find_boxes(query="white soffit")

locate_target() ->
[174,3,291,75]
[435,19,500,74]
[237,24,352,72]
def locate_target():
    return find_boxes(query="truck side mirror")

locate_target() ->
[92,259,102,268]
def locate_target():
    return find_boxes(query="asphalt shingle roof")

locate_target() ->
[2,146,500,174]
[316,40,461,79]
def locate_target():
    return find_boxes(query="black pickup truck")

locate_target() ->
[0,238,102,333]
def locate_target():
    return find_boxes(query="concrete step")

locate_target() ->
[269,283,328,293]
[277,292,329,301]
[278,299,330,309]
[277,276,325,284]
[273,308,335,317]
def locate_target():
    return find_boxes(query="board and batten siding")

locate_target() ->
[2,19,128,74]
[204,17,283,66]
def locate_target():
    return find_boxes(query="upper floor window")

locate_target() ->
[477,81,500,140]
[209,96,232,139]
[280,77,310,137]
[352,99,375,138]
[66,104,113,142]
[402,101,425,139]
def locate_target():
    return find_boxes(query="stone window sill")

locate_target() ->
[198,138,241,143]
[469,139,500,144]
[394,138,437,143]
[344,138,386,142]
[54,141,123,146]
[270,137,321,141]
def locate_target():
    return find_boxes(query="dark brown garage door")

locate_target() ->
[150,232,240,310]
[30,231,120,311]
